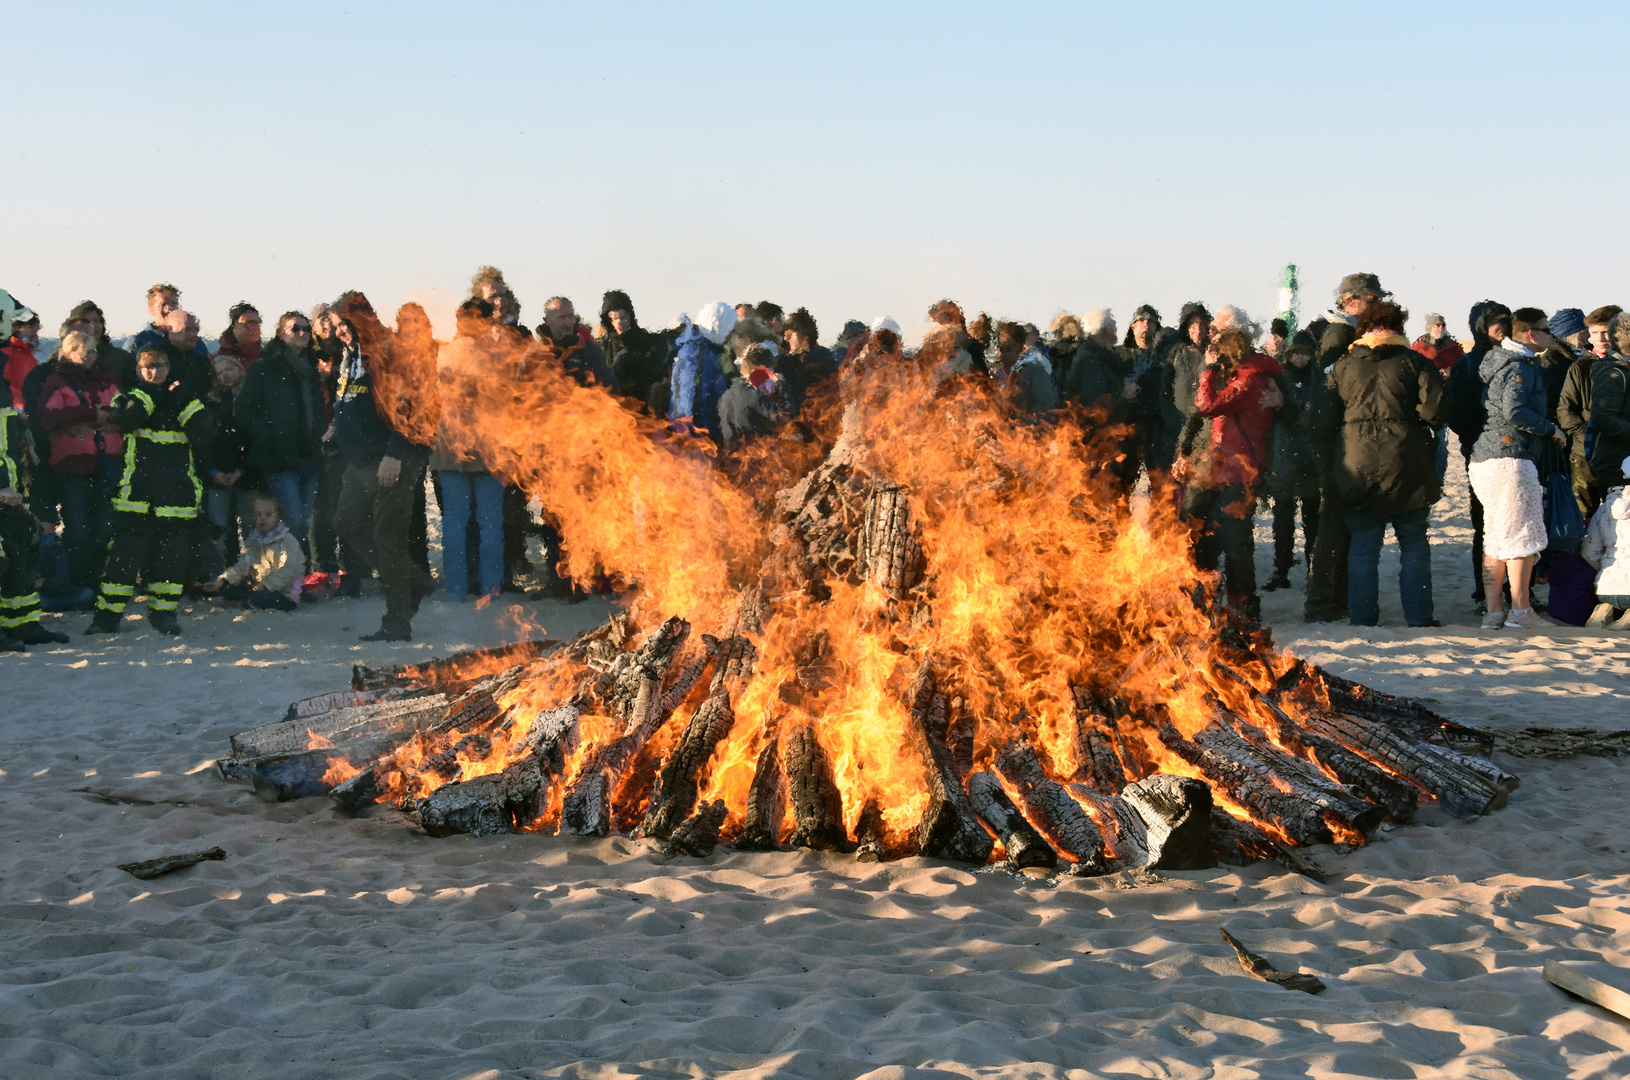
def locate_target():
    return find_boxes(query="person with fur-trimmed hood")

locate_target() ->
[1168,302,1213,483]
[85,344,215,637]
[597,289,672,414]
[669,302,736,443]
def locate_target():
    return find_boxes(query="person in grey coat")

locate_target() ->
[1467,307,1567,629]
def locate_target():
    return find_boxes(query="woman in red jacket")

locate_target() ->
[40,331,124,589]
[1190,327,1283,621]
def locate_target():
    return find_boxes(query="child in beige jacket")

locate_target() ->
[206,492,305,611]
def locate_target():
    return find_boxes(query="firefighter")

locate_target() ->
[1,389,68,648]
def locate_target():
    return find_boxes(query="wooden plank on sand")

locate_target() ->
[1543,959,1630,1021]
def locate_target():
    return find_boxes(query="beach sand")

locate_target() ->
[3,458,1629,1080]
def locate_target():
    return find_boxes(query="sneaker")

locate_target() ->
[1609,610,1630,631]
[86,611,122,635]
[1586,603,1616,628]
[1503,607,1553,629]
[1480,610,1507,630]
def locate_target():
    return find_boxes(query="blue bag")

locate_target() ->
[1541,445,1585,554]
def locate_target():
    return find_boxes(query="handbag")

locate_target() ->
[1540,443,1585,554]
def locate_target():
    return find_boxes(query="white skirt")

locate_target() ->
[1468,457,1547,561]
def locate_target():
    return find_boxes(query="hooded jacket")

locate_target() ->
[41,362,124,474]
[1582,484,1630,597]
[1320,334,1446,518]
[3,336,36,408]
[1589,353,1630,478]
[669,313,733,440]
[236,339,322,473]
[1469,342,1556,464]
[1410,333,1463,376]
[1195,353,1283,488]
[332,344,431,467]
[1538,340,1577,423]
[222,520,306,598]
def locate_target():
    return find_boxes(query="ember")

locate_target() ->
[219,361,1516,876]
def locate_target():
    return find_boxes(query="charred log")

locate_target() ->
[1301,731,1418,824]
[735,737,787,850]
[1118,774,1217,870]
[785,724,851,852]
[642,691,737,841]
[859,482,924,597]
[1069,688,1128,795]
[904,664,994,865]
[282,686,426,721]
[225,693,452,769]
[668,800,728,858]
[416,757,549,837]
[1209,808,1328,882]
[1300,710,1507,818]
[351,638,553,691]
[854,799,888,862]
[967,770,1056,870]
[993,739,1108,873]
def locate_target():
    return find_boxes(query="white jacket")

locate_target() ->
[1581,486,1630,598]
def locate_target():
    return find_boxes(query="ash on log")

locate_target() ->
[784,723,852,852]
[854,799,888,862]
[224,693,452,774]
[561,617,691,836]
[967,771,1056,870]
[994,738,1108,873]
[1299,710,1508,818]
[282,687,426,721]
[641,690,737,841]
[734,737,787,850]
[1280,661,1493,755]
[904,663,994,865]
[414,705,581,837]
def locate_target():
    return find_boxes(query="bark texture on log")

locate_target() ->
[668,800,727,857]
[905,664,995,865]
[228,694,452,763]
[1210,709,1388,836]
[1300,710,1507,818]
[403,706,582,837]
[993,739,1108,872]
[283,687,423,721]
[642,690,736,841]
[1301,730,1418,824]
[735,737,787,850]
[854,799,888,862]
[785,724,851,852]
[859,482,924,597]
[1119,774,1217,870]
[1209,808,1327,882]
[967,770,1056,870]
[352,638,553,691]
[1069,688,1128,795]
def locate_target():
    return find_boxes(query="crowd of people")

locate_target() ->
[2,267,1629,652]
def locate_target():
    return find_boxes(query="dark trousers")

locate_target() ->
[1346,506,1433,626]
[336,459,426,630]
[222,582,298,611]
[1183,482,1259,611]
[1570,456,1601,519]
[503,485,530,586]
[1304,486,1350,621]
[313,452,370,578]
[0,504,43,633]
[95,513,188,618]
[58,459,118,589]
[1468,474,1485,602]
[1272,488,1320,577]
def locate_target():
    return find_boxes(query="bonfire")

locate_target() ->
[219,355,1517,877]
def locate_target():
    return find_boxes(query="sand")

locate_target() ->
[3,458,1629,1080]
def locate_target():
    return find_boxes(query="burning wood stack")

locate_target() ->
[218,412,1516,880]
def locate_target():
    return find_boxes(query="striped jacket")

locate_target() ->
[108,383,214,519]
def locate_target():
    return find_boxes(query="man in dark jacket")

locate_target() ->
[1320,302,1446,626]
[1446,301,1509,613]
[1558,306,1624,515]
[1590,315,1630,490]
[1265,330,1321,590]
[331,318,434,641]
[779,307,838,412]
[534,298,616,390]
[1538,308,1586,424]
[597,290,670,413]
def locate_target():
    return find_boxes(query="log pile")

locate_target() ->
[216,423,1521,879]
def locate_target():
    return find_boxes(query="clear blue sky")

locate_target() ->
[7,1,1625,343]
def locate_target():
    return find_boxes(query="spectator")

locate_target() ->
[718,342,786,447]
[1169,303,1213,490]
[993,320,1059,416]
[331,315,435,641]
[40,331,123,589]
[832,318,870,365]
[201,355,250,564]
[162,310,214,397]
[779,306,838,407]
[85,345,214,636]
[754,302,785,337]
[1539,307,1586,423]
[733,303,756,325]
[1581,456,1630,630]
[430,299,507,602]
[59,300,135,392]
[1589,314,1630,490]
[205,492,304,611]
[391,303,440,578]
[131,283,182,353]
[1321,301,1446,627]
[1191,326,1283,622]
[597,290,671,413]
[0,387,68,648]
[1124,304,1178,488]
[1063,311,1128,481]
[1448,300,1510,614]
[1556,305,1621,517]
[216,302,264,370]
[534,297,615,389]
[4,305,39,407]
[237,312,323,556]
[1411,313,1464,483]
[1046,312,1086,398]
[1263,317,1289,360]
[1468,307,1565,630]
[670,302,736,442]
[1265,329,1321,591]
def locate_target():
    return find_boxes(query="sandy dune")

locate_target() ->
[3,457,1629,1079]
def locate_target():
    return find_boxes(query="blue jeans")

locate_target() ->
[1435,426,1449,486]
[1346,506,1433,626]
[438,470,504,600]
[57,456,120,588]
[262,460,321,550]
[205,484,256,560]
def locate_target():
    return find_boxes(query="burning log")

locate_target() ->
[413,706,580,837]
[1210,809,1327,882]
[223,693,452,775]
[561,617,691,836]
[784,723,852,852]
[1114,774,1217,870]
[859,482,924,597]
[854,799,888,862]
[1069,688,1129,795]
[352,638,554,691]
[282,686,426,721]
[1299,710,1508,818]
[733,737,787,850]
[993,739,1108,873]
[1282,661,1493,754]
[641,690,737,841]
[967,771,1056,870]
[904,664,995,865]
[668,800,728,857]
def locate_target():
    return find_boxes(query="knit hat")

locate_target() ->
[693,302,737,346]
[1550,308,1586,339]
[870,315,902,337]
[600,290,634,319]
[1131,303,1160,325]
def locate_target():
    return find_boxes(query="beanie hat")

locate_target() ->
[600,290,633,319]
[694,301,737,346]
[1550,308,1586,339]
[1131,303,1161,325]
[1289,329,1316,355]
[870,315,902,337]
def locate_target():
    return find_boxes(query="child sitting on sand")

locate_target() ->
[1582,455,1630,630]
[204,493,304,611]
